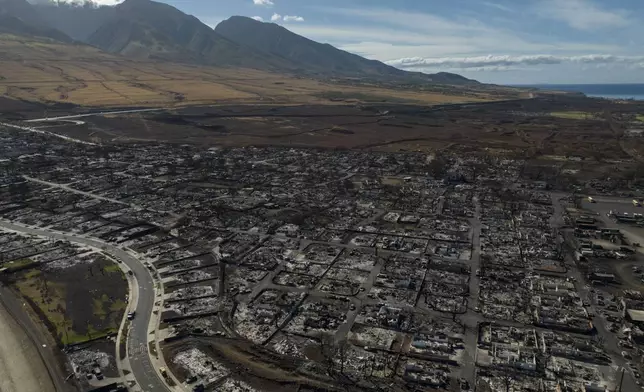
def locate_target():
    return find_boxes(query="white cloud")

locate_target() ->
[253,0,274,6]
[251,16,264,22]
[534,0,630,30]
[386,54,644,70]
[481,2,514,13]
[290,22,620,62]
[34,0,124,5]
[271,13,282,22]
[283,15,304,22]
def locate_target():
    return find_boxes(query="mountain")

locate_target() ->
[215,16,477,85]
[215,15,408,79]
[30,0,116,41]
[0,0,43,25]
[0,0,72,42]
[86,0,296,70]
[11,0,475,85]
[430,72,477,85]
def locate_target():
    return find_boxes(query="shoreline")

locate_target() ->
[0,288,56,392]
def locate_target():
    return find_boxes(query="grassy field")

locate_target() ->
[550,111,597,120]
[636,114,644,122]
[0,258,35,270]
[0,34,514,108]
[15,269,85,344]
[13,257,128,345]
[103,263,122,273]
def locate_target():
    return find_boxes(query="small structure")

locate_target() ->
[626,309,644,326]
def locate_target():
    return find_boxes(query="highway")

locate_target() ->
[0,122,97,146]
[0,219,170,392]
[25,108,165,123]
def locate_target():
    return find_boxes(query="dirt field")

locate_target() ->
[0,34,509,108]
[0,299,55,392]
[30,96,644,159]
[12,255,128,345]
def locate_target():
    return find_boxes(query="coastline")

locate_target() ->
[0,290,56,392]
[511,84,644,101]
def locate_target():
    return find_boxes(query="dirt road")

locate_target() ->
[0,299,55,392]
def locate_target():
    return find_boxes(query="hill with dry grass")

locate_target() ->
[27,0,474,85]
[0,34,517,108]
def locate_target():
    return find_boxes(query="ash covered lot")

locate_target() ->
[2,103,644,391]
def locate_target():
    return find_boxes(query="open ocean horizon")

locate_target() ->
[512,83,644,101]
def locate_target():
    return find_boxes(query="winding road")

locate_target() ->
[0,219,170,392]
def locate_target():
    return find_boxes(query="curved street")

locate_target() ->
[0,219,170,392]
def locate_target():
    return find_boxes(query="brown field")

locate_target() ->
[11,257,128,346]
[0,34,514,108]
[29,95,643,163]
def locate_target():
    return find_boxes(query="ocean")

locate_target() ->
[514,84,644,101]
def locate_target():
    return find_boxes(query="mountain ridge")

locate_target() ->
[86,0,301,71]
[215,15,410,79]
[0,0,73,42]
[14,0,476,85]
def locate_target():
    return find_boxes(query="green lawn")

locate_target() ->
[14,271,85,344]
[16,268,124,345]
[636,114,644,122]
[550,111,596,120]
[103,263,122,273]
[0,258,35,271]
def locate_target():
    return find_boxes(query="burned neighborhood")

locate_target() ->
[1,116,644,392]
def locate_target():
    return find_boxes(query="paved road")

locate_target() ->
[551,196,640,392]
[0,122,97,145]
[0,220,170,392]
[23,176,129,205]
[22,176,177,216]
[25,108,165,123]
[458,196,482,385]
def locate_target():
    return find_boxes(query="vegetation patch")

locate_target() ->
[103,263,122,273]
[550,111,597,120]
[0,258,35,270]
[314,91,422,104]
[12,256,128,346]
[636,114,644,122]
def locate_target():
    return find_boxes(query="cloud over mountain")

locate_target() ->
[387,54,644,70]
[283,15,304,22]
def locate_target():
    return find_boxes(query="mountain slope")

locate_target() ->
[215,16,477,85]
[9,0,476,85]
[0,32,502,108]
[0,0,72,41]
[0,0,43,25]
[215,16,407,79]
[87,0,296,70]
[30,1,116,41]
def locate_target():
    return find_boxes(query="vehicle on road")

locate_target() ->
[127,311,136,320]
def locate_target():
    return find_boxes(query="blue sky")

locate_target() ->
[98,0,644,84]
